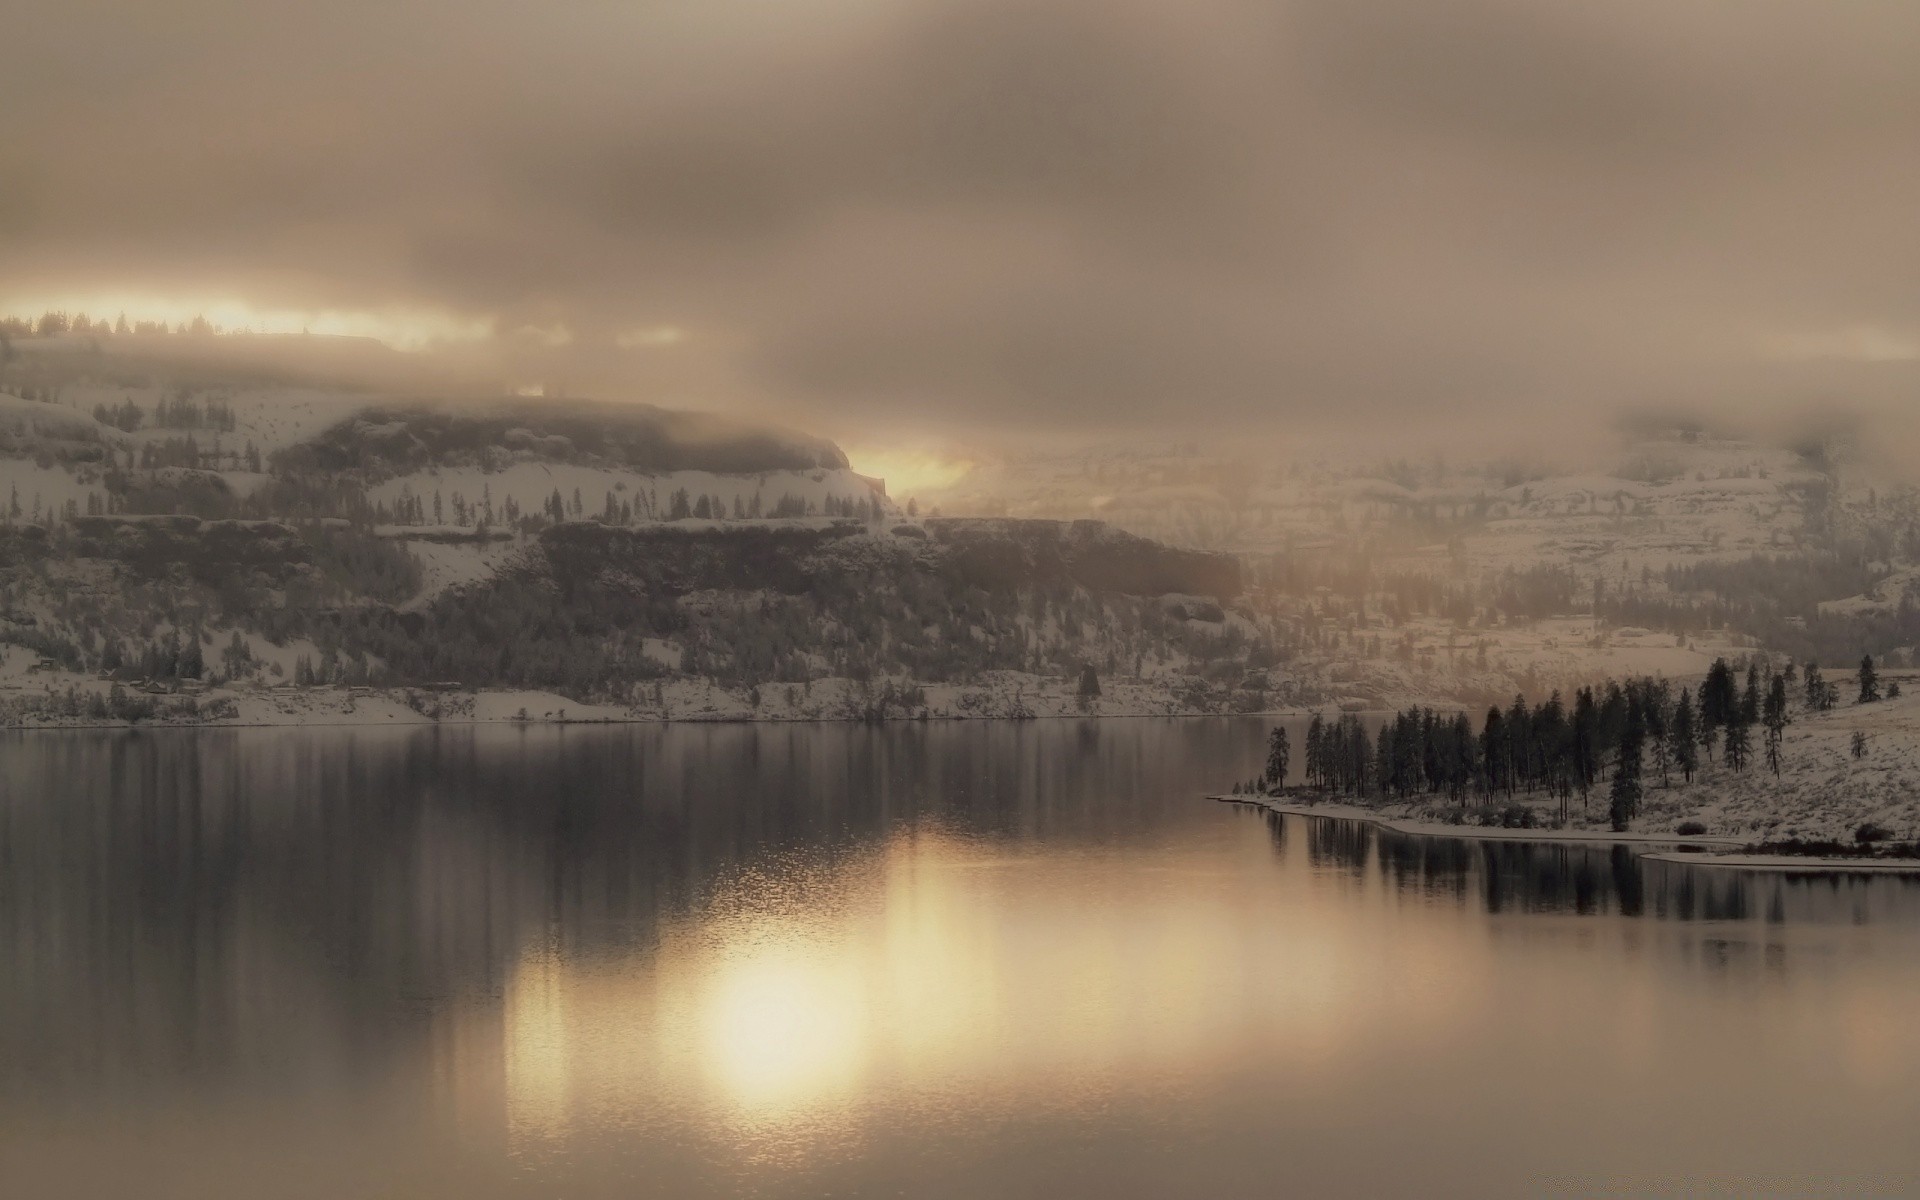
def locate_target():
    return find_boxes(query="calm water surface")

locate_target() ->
[3,718,1919,1198]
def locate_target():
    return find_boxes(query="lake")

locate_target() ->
[3,718,1918,1197]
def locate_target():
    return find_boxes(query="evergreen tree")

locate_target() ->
[1858,654,1880,704]
[1078,664,1101,700]
[1803,661,1826,711]
[1480,705,1505,798]
[1723,714,1752,772]
[1505,694,1530,796]
[1264,725,1290,790]
[1608,696,1645,831]
[1076,664,1101,713]
[1762,673,1790,778]
[1700,658,1736,737]
[222,629,251,676]
[1571,687,1597,809]
[1305,713,1326,789]
[1671,688,1698,783]
[1449,711,1479,806]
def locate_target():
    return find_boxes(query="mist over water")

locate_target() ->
[1,720,1916,1197]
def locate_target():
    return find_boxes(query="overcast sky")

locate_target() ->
[6,0,1919,448]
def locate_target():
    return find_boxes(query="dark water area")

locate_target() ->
[2,719,1917,1197]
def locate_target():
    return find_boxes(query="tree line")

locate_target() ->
[1262,655,1891,830]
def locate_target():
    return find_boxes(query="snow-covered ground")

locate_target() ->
[1225,680,1920,865]
[1295,614,1746,713]
[365,462,890,528]
[923,434,1826,571]
[0,666,1273,729]
[1222,798,1745,846]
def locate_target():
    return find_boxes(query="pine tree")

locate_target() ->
[1076,664,1102,714]
[1450,711,1478,806]
[1571,687,1597,809]
[1671,688,1698,783]
[1608,697,1645,831]
[1803,661,1826,711]
[1264,726,1290,791]
[1723,716,1752,772]
[1858,655,1880,704]
[1700,658,1736,737]
[1480,706,1506,798]
[1762,673,1790,778]
[1505,694,1530,797]
[1305,713,1326,789]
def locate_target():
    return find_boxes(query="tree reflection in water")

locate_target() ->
[1265,807,1920,927]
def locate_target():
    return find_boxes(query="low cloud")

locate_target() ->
[6,0,1920,447]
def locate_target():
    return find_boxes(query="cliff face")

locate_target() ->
[3,501,1264,710]
[539,521,869,597]
[281,400,849,476]
[533,517,1241,601]
[924,519,1241,598]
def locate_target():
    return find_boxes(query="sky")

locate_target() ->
[5,0,1920,452]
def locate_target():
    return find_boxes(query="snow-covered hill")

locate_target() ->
[925,434,1833,576]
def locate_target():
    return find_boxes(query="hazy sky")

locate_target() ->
[6,0,1919,446]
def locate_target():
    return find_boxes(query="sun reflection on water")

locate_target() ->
[697,939,869,1111]
[484,823,1502,1167]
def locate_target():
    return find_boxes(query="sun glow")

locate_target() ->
[476,827,1493,1163]
[844,447,974,501]
[700,942,869,1111]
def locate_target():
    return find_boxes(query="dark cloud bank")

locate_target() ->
[6,0,1919,449]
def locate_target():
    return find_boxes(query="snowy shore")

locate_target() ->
[1220,796,1920,872]
[0,670,1295,730]
[1219,688,1920,871]
[1214,796,1746,846]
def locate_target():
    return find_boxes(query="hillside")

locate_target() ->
[7,339,1920,724]
[0,343,1274,724]
[926,431,1920,706]
[0,511,1265,725]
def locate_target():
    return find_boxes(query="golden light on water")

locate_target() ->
[482,827,1498,1159]
[502,953,575,1141]
[698,940,869,1111]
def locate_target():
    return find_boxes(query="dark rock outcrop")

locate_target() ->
[282,399,848,475]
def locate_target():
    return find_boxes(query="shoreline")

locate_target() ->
[1220,794,1920,873]
[1215,795,1746,846]
[2,674,1377,731]
[1638,852,1920,874]
[2,706,1314,733]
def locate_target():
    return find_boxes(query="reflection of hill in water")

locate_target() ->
[1273,810,1920,926]
[0,719,1270,1098]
